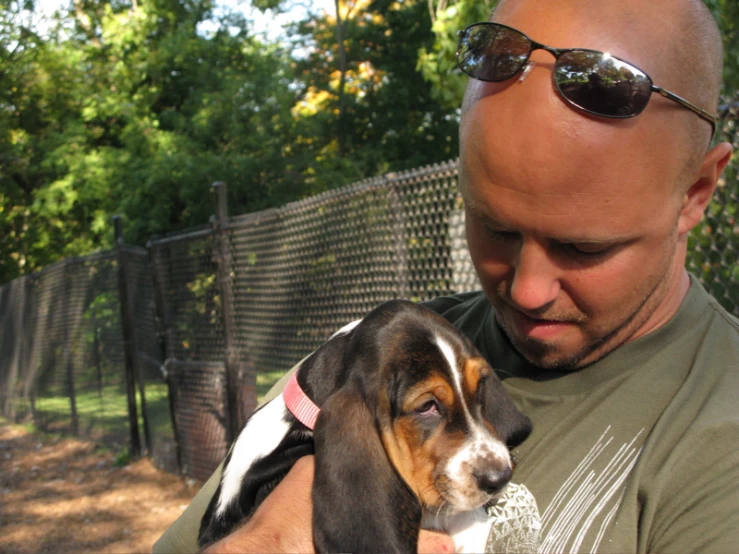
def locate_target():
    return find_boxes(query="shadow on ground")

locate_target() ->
[0,418,199,554]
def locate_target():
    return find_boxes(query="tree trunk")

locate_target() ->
[334,0,347,157]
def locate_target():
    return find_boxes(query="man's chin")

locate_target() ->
[497,313,594,370]
[511,337,586,370]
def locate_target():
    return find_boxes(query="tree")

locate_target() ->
[0,0,735,286]
[289,0,459,178]
[0,0,317,279]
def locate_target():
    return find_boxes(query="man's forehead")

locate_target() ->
[460,106,667,201]
[459,0,718,210]
[458,152,680,243]
[493,0,671,30]
[490,0,674,75]
[462,192,638,244]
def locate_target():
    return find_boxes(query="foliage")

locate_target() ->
[287,0,459,178]
[705,0,739,99]
[0,0,736,285]
[1,0,312,281]
[416,0,497,110]
[0,0,462,282]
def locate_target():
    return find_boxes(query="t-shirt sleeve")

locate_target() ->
[644,422,739,553]
[152,461,224,553]
[152,363,302,553]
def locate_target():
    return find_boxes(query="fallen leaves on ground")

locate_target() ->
[0,418,199,554]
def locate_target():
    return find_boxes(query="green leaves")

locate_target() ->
[0,0,736,285]
[704,0,739,96]
[417,0,496,109]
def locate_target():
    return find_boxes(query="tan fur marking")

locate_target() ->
[380,373,473,508]
[382,421,469,508]
[401,375,454,413]
[463,357,490,399]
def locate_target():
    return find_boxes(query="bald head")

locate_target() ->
[463,0,724,187]
[492,0,723,99]
[457,0,733,367]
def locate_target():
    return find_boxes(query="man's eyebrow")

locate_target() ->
[464,198,513,230]
[464,198,630,245]
[553,236,624,246]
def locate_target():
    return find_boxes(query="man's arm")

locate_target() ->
[201,457,454,554]
[153,362,454,554]
[152,461,224,553]
[201,456,315,553]
[153,366,300,554]
[645,425,739,553]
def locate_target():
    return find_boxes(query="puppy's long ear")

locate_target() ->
[312,383,420,554]
[484,375,532,449]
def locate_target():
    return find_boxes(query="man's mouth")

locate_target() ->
[507,309,574,340]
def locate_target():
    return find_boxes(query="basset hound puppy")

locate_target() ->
[198,299,532,553]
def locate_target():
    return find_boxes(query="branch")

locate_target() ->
[73,0,101,46]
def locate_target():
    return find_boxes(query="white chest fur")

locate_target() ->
[422,507,493,553]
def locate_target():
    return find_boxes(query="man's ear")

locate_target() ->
[678,142,733,235]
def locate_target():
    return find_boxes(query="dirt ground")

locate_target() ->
[0,418,200,554]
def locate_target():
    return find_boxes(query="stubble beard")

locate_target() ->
[495,280,661,370]
[493,243,678,371]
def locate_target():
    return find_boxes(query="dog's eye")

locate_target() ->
[415,400,440,418]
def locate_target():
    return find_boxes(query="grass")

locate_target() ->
[19,370,285,441]
[27,382,171,444]
[7,368,289,476]
[257,370,286,401]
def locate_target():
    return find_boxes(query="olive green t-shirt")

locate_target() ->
[154,276,739,553]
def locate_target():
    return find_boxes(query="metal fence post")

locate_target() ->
[63,260,79,436]
[147,241,183,473]
[113,216,142,459]
[387,176,411,300]
[211,182,251,443]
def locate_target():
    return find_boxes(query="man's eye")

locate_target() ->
[485,228,519,243]
[568,243,612,257]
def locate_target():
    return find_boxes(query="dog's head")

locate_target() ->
[306,300,532,551]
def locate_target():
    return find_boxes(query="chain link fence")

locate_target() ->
[0,253,128,443]
[147,225,229,479]
[1,149,736,481]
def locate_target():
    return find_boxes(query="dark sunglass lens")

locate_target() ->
[554,50,652,117]
[458,24,531,82]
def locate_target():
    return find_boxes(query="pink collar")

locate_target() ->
[283,371,321,430]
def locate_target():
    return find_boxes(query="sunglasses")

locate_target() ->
[457,22,718,135]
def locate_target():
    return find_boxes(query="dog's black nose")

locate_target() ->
[474,466,513,494]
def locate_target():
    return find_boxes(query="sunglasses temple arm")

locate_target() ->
[653,86,718,137]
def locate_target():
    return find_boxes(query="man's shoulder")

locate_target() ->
[421,291,492,325]
[689,279,739,353]
[651,277,739,363]
[704,292,739,334]
[666,282,739,426]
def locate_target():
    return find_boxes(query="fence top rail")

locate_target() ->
[0,249,118,289]
[226,158,460,231]
[146,226,214,248]
[121,244,149,257]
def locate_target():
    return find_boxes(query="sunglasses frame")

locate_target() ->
[457,22,718,136]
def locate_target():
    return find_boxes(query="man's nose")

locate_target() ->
[509,238,560,312]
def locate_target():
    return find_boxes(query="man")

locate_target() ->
[155,0,737,551]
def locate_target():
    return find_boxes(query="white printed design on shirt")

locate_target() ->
[484,426,644,553]
[539,426,644,554]
[485,482,542,553]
